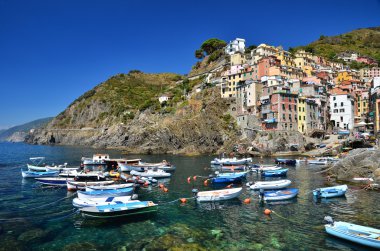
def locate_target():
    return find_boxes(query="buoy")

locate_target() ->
[264,209,272,215]
[159,183,164,189]
[193,176,197,181]
[187,177,191,183]
[180,198,187,204]
[163,187,169,193]
[226,184,233,188]
[204,179,208,186]
[143,182,149,187]
[243,198,251,204]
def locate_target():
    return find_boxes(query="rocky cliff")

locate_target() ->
[27,72,240,154]
[328,148,380,181]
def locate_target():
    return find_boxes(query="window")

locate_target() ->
[282,104,285,109]
[294,105,297,110]
[334,103,337,107]
[339,109,345,112]
[303,116,306,120]
[289,114,292,120]
[282,114,286,120]
[337,122,340,127]
[341,102,344,107]
[289,104,291,110]
[302,107,305,112]
[299,107,301,112]
[334,109,338,113]
[299,115,301,120]
[333,97,336,101]
[340,116,343,122]
[358,109,361,112]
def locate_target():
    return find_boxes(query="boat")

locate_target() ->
[21,170,59,178]
[77,187,134,200]
[210,171,247,184]
[130,169,171,178]
[250,164,281,171]
[220,165,246,172]
[211,157,252,166]
[313,185,348,198]
[59,170,106,179]
[216,171,248,179]
[27,157,68,171]
[118,159,175,172]
[247,179,291,190]
[45,165,78,172]
[261,168,288,177]
[308,158,328,165]
[80,200,158,218]
[72,195,134,208]
[117,159,142,172]
[275,158,296,166]
[262,188,299,201]
[35,177,74,187]
[324,216,380,249]
[66,180,115,191]
[195,187,243,202]
[81,154,109,171]
[86,183,134,191]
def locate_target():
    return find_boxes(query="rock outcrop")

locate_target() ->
[27,85,239,155]
[329,149,380,181]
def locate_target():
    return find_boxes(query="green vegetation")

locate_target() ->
[245,44,257,54]
[194,38,226,60]
[294,27,380,63]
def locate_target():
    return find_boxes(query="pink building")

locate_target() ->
[357,56,378,66]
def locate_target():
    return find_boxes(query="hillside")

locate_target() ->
[0,117,53,142]
[295,26,380,62]
[27,72,239,154]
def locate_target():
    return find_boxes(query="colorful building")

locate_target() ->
[329,89,355,130]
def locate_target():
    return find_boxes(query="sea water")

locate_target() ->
[0,142,378,250]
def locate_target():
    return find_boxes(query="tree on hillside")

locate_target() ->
[195,49,204,59]
[245,44,257,54]
[200,38,227,55]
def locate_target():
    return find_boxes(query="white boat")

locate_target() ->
[308,158,328,165]
[195,187,243,202]
[21,170,59,178]
[72,195,134,208]
[324,217,380,249]
[77,187,134,200]
[211,157,252,166]
[67,180,115,191]
[313,185,348,198]
[59,170,105,179]
[81,154,109,170]
[250,164,281,171]
[45,164,78,172]
[130,169,171,178]
[86,183,134,191]
[27,157,68,171]
[247,179,292,190]
[117,159,142,172]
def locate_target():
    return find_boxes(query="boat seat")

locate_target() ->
[105,197,115,202]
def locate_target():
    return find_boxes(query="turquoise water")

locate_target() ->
[0,142,379,250]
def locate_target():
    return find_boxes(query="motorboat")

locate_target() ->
[195,187,243,202]
[247,179,291,190]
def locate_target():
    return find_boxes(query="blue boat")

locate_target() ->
[261,168,288,177]
[216,171,248,179]
[262,188,298,201]
[313,185,348,198]
[211,176,242,184]
[80,200,158,218]
[324,217,380,249]
[21,170,59,178]
[77,187,134,200]
[275,158,296,166]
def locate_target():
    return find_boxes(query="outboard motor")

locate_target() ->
[131,194,139,200]
[259,188,265,200]
[324,216,334,225]
[316,189,322,198]
[192,188,199,197]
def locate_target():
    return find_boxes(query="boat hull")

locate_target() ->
[27,164,48,171]
[21,170,59,178]
[211,157,252,166]
[86,183,134,191]
[72,196,132,208]
[263,188,298,201]
[325,222,380,249]
[248,179,291,190]
[211,177,242,184]
[35,177,74,186]
[80,201,157,218]
[261,169,288,177]
[275,159,296,166]
[67,180,115,191]
[196,188,243,202]
[77,187,134,200]
[130,170,171,178]
[313,185,348,198]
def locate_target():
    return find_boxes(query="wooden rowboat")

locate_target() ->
[196,187,243,202]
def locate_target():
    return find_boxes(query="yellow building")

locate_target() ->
[297,97,307,133]
[221,70,244,98]
[275,50,295,67]
[230,52,246,66]
[337,70,353,82]
[356,92,369,118]
[294,54,314,76]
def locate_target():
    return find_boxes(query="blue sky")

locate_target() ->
[1,0,380,128]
